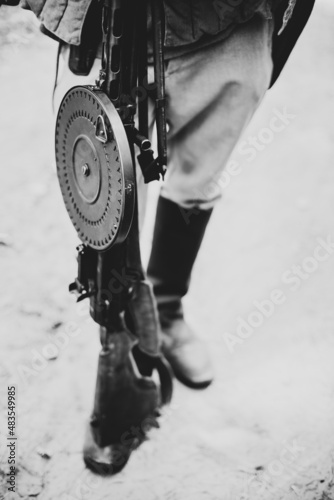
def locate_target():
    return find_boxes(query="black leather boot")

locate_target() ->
[147,196,214,389]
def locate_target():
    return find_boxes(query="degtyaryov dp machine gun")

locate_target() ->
[55,0,173,474]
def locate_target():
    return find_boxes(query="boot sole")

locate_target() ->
[172,368,213,390]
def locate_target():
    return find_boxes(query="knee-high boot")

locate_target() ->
[147,196,214,389]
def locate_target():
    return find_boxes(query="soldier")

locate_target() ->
[15,0,315,389]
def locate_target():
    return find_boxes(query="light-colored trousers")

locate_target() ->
[54,14,273,217]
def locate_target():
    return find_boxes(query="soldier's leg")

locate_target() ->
[147,14,274,388]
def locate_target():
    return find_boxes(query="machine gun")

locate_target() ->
[54,0,173,474]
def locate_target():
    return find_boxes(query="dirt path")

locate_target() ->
[1,2,334,499]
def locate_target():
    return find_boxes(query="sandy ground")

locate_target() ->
[0,2,334,499]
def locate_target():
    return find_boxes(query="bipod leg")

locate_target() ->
[124,205,173,406]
